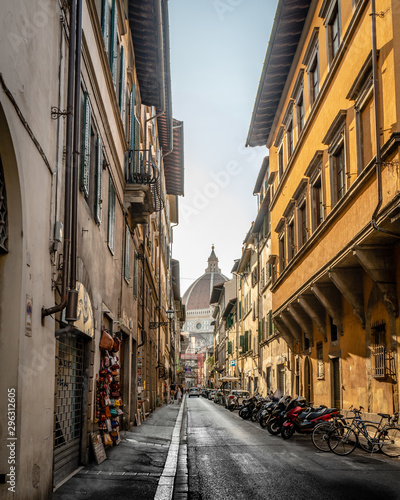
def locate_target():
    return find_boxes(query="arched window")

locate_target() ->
[0,155,8,253]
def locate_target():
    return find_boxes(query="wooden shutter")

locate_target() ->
[269,311,273,337]
[107,177,115,253]
[81,92,91,198]
[110,0,118,89]
[134,115,140,173]
[101,0,110,56]
[124,224,130,281]
[119,45,126,124]
[240,335,244,353]
[95,135,103,224]
[133,251,138,298]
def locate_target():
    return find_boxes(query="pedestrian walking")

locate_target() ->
[177,385,182,405]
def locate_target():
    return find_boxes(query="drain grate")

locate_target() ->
[81,470,162,477]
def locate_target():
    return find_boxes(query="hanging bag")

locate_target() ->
[100,330,114,351]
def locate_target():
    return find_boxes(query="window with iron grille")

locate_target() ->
[133,251,138,298]
[0,155,8,254]
[371,322,386,378]
[317,342,324,378]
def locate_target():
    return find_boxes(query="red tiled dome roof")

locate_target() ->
[182,272,227,310]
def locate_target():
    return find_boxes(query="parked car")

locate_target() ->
[208,390,217,400]
[188,387,200,398]
[224,390,250,408]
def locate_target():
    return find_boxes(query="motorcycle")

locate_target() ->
[239,395,259,420]
[281,404,339,439]
[266,395,295,435]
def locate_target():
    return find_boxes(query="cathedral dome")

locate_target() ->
[182,246,228,311]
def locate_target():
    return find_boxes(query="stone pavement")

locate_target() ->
[53,397,188,500]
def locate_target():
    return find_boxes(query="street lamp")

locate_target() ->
[149,308,175,329]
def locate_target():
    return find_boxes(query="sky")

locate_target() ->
[168,0,279,294]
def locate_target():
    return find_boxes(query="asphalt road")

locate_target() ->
[186,397,400,500]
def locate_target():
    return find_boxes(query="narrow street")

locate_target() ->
[185,398,400,500]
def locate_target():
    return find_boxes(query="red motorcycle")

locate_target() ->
[281,404,339,439]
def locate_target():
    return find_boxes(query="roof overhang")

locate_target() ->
[164,119,184,196]
[252,190,271,235]
[222,298,237,319]
[237,247,252,274]
[210,283,224,305]
[128,0,164,108]
[253,157,269,195]
[246,0,312,148]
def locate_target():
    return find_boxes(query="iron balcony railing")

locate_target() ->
[125,148,164,212]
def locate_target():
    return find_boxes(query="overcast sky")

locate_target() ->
[168,0,279,293]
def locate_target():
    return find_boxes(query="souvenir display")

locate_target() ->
[95,329,123,447]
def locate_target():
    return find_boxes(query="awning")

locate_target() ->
[219,376,239,382]
[252,190,271,235]
[163,119,184,196]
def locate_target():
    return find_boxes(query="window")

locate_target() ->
[266,367,272,393]
[287,216,295,262]
[305,151,324,232]
[287,117,294,159]
[101,0,118,88]
[279,232,285,272]
[298,199,307,248]
[94,136,103,224]
[119,45,126,124]
[371,322,386,378]
[124,224,131,282]
[297,92,305,133]
[309,55,320,105]
[133,251,138,298]
[278,146,284,180]
[107,177,116,254]
[330,316,338,342]
[333,144,346,201]
[81,91,91,199]
[317,342,324,378]
[320,1,341,63]
[322,110,347,208]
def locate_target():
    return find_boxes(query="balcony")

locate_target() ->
[124,149,164,226]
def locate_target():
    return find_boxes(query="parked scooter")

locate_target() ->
[239,395,259,420]
[280,403,338,439]
[266,395,295,435]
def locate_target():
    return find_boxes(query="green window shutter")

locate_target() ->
[124,224,130,281]
[258,321,262,343]
[107,177,115,253]
[238,301,242,320]
[269,310,273,337]
[110,0,118,88]
[133,251,138,298]
[240,335,244,352]
[134,116,141,173]
[95,135,103,224]
[228,342,232,355]
[244,331,248,353]
[119,45,126,124]
[81,91,91,198]
[101,0,110,56]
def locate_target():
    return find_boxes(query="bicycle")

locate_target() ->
[328,406,381,456]
[311,413,346,452]
[377,412,400,458]
[328,407,399,456]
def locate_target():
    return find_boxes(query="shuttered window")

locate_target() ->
[124,224,131,282]
[101,0,111,58]
[81,92,91,198]
[133,251,138,298]
[119,45,126,124]
[94,136,103,224]
[110,0,118,89]
[107,177,116,254]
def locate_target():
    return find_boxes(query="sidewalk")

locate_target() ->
[53,398,186,500]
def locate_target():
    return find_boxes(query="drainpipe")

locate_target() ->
[370,0,400,239]
[67,0,83,322]
[42,0,77,319]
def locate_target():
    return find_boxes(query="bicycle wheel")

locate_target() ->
[358,424,380,453]
[312,422,335,452]
[379,427,400,458]
[328,426,358,456]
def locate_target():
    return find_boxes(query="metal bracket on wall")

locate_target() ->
[51,106,73,120]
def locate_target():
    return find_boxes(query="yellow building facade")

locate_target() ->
[247,0,400,416]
